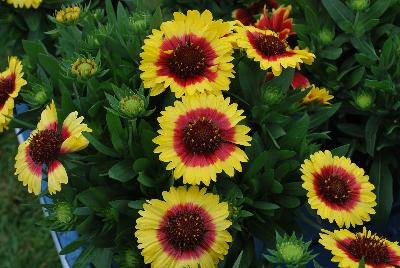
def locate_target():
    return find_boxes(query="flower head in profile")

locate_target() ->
[301,150,376,228]
[255,5,295,40]
[140,10,235,97]
[6,0,41,9]
[0,57,27,133]
[319,227,400,268]
[235,26,315,76]
[303,85,334,105]
[291,71,310,90]
[153,94,251,185]
[135,186,232,268]
[15,101,92,195]
[232,0,279,25]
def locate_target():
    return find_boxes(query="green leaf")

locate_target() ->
[360,0,393,23]
[59,236,87,255]
[108,160,136,182]
[319,47,342,60]
[270,180,283,194]
[379,38,394,69]
[105,0,116,23]
[106,111,125,153]
[83,133,119,158]
[128,200,146,209]
[77,187,112,211]
[345,66,365,88]
[137,172,156,187]
[38,53,62,82]
[22,40,47,66]
[331,144,350,157]
[283,182,306,196]
[266,68,295,90]
[140,129,157,159]
[365,116,382,156]
[232,251,243,268]
[310,103,341,129]
[369,157,393,226]
[321,0,354,32]
[72,245,95,268]
[351,38,378,60]
[150,7,163,30]
[280,113,310,149]
[251,201,280,210]
[274,195,301,208]
[238,59,266,102]
[92,248,113,268]
[132,158,151,173]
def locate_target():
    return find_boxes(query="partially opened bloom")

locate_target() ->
[140,10,235,97]
[0,57,27,132]
[235,26,315,76]
[291,71,310,90]
[256,5,295,40]
[15,101,92,195]
[153,94,251,185]
[303,85,334,105]
[301,150,376,228]
[6,0,41,8]
[55,6,81,23]
[135,186,232,268]
[319,228,400,268]
[232,0,279,25]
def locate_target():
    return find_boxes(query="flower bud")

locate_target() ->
[71,58,97,78]
[119,95,145,117]
[34,87,48,104]
[262,85,286,105]
[278,241,304,263]
[354,90,374,109]
[54,201,74,224]
[318,28,335,45]
[56,6,81,23]
[348,0,369,11]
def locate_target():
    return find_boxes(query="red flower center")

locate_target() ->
[162,208,206,251]
[29,129,62,164]
[253,34,286,56]
[167,41,207,80]
[183,117,222,154]
[346,234,390,264]
[317,172,352,205]
[0,74,16,106]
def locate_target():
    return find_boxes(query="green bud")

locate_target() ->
[348,0,369,10]
[262,86,286,105]
[71,58,97,78]
[54,202,74,224]
[278,242,304,263]
[318,28,335,45]
[34,89,48,104]
[354,90,374,109]
[119,95,145,117]
[130,19,147,33]
[265,232,316,266]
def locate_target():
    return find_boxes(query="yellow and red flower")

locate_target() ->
[15,101,92,195]
[153,94,251,185]
[6,0,41,8]
[255,5,295,40]
[301,150,376,228]
[0,57,27,133]
[235,26,315,76]
[303,84,334,105]
[319,228,400,268]
[135,186,232,268]
[140,10,235,98]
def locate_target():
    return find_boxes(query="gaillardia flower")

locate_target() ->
[15,101,92,195]
[153,94,251,185]
[255,5,295,40]
[301,150,376,228]
[140,10,235,97]
[6,0,41,8]
[71,58,97,78]
[303,85,334,105]
[135,186,232,268]
[0,57,27,133]
[319,228,400,268]
[235,26,315,76]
